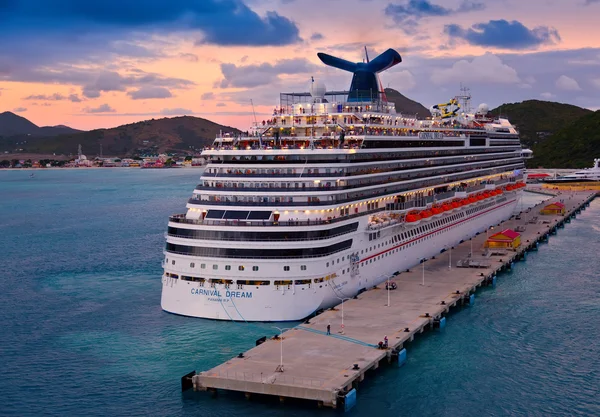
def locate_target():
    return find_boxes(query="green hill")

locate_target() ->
[0,111,81,136]
[384,88,430,118]
[490,100,592,148]
[529,110,600,168]
[1,116,241,156]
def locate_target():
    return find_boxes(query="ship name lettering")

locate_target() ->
[191,288,222,297]
[226,290,253,299]
[190,288,253,299]
[418,132,444,140]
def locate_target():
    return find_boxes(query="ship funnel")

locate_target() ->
[317,48,402,102]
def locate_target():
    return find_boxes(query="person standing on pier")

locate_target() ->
[327,324,331,335]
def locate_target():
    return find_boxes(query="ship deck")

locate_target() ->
[189,190,597,410]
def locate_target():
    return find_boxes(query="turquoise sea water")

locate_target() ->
[1,169,598,416]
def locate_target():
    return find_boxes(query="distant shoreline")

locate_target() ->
[0,166,205,171]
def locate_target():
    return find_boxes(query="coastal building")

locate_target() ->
[484,229,521,249]
[540,202,566,215]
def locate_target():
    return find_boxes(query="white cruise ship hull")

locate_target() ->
[161,194,519,321]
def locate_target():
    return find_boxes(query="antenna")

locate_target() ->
[456,83,472,113]
[250,99,257,125]
[100,143,103,159]
[364,46,370,63]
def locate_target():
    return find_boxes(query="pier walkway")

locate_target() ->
[190,190,596,410]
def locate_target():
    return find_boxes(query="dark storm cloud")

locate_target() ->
[385,0,485,33]
[445,20,560,50]
[0,0,301,90]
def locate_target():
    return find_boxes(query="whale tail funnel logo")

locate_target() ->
[317,48,402,102]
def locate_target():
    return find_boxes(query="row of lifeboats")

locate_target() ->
[405,182,525,223]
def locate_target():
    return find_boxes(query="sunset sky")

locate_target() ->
[1,0,600,131]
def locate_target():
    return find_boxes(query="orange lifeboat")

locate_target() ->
[406,213,421,223]
[468,196,477,204]
[451,201,460,209]
[442,203,453,212]
[431,207,443,216]
[476,194,484,201]
[420,210,433,219]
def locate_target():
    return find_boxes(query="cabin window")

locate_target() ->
[283,266,290,271]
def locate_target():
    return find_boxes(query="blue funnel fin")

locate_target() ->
[365,49,402,73]
[317,48,402,102]
[317,53,357,73]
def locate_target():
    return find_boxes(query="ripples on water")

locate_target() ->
[0,170,598,416]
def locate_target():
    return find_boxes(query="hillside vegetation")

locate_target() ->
[0,111,81,137]
[2,116,240,156]
[529,110,600,168]
[384,88,430,117]
[490,100,592,148]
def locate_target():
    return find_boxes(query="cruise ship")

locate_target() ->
[161,48,527,321]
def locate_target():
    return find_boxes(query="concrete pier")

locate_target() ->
[190,190,597,410]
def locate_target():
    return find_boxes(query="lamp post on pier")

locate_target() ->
[445,245,453,270]
[419,258,427,286]
[335,296,351,334]
[272,326,291,372]
[387,275,391,307]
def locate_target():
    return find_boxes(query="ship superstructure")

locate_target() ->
[161,49,526,321]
